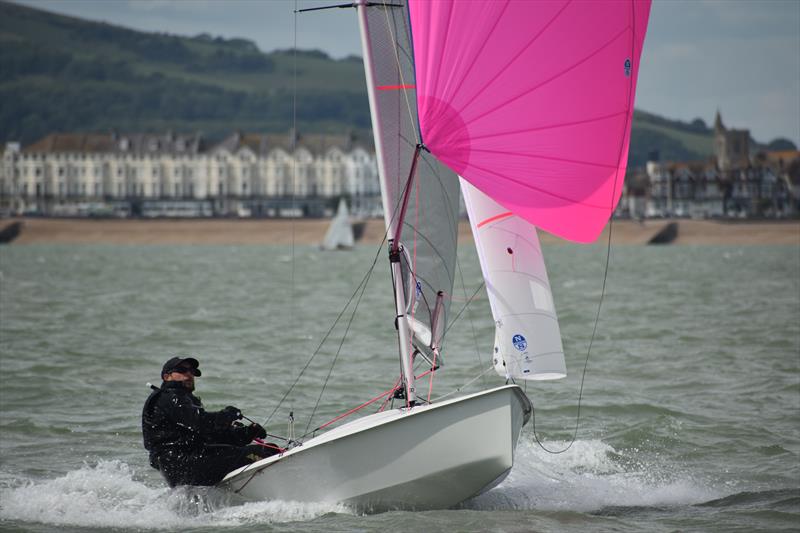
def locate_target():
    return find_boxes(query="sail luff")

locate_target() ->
[357,4,401,240]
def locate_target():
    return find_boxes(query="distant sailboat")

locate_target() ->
[321,198,355,250]
[220,0,651,511]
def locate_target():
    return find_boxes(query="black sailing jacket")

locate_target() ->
[141,381,256,467]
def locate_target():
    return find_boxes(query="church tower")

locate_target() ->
[713,110,750,172]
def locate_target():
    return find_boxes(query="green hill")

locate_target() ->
[2,0,778,167]
[0,1,369,143]
[629,110,716,165]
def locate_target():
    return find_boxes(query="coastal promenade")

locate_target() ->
[2,217,798,246]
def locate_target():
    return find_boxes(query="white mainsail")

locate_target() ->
[461,179,567,381]
[321,198,355,250]
[358,3,461,401]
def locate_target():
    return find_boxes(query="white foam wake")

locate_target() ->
[0,460,351,529]
[0,442,722,524]
[466,437,719,512]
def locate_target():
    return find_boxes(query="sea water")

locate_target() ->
[0,241,797,532]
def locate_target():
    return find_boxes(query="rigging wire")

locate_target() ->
[262,236,386,428]
[453,251,487,387]
[303,246,379,436]
[441,280,485,339]
[528,217,614,454]
[432,365,495,402]
[290,0,298,357]
[265,150,423,432]
[260,0,300,430]
[528,2,638,454]
[262,130,421,428]
[262,122,418,430]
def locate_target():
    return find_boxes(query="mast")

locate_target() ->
[356,0,416,405]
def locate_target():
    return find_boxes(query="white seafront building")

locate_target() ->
[0,130,380,218]
[2,113,797,221]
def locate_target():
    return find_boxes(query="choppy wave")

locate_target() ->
[0,460,351,530]
[466,438,719,512]
[2,244,798,531]
[698,488,800,509]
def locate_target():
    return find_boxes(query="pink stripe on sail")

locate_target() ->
[477,211,513,228]
[377,84,416,90]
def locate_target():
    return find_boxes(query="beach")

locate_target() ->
[2,217,798,245]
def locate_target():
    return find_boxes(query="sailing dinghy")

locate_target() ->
[321,197,356,250]
[219,0,650,511]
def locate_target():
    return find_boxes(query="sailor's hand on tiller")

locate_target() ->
[249,423,267,440]
[221,405,243,423]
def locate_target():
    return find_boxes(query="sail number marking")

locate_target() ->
[512,334,527,351]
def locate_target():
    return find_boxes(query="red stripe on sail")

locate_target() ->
[377,84,416,90]
[477,211,513,228]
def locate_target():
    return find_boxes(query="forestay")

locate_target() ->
[360,3,461,365]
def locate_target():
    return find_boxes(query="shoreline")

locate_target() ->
[1,217,798,246]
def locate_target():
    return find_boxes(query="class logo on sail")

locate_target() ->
[512,334,527,351]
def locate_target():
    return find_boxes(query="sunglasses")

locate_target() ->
[170,367,196,375]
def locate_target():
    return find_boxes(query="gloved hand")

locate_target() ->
[249,423,267,440]
[221,405,243,423]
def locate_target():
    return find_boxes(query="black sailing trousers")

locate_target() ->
[155,444,278,487]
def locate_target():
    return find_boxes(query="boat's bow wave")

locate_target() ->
[466,438,720,512]
[0,460,352,529]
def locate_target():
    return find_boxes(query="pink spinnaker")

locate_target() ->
[408,0,652,243]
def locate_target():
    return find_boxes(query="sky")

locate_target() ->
[13,0,800,146]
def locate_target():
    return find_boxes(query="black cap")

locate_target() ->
[161,356,201,377]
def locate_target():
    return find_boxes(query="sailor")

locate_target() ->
[142,356,279,487]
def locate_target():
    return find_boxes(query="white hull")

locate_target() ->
[219,385,531,512]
